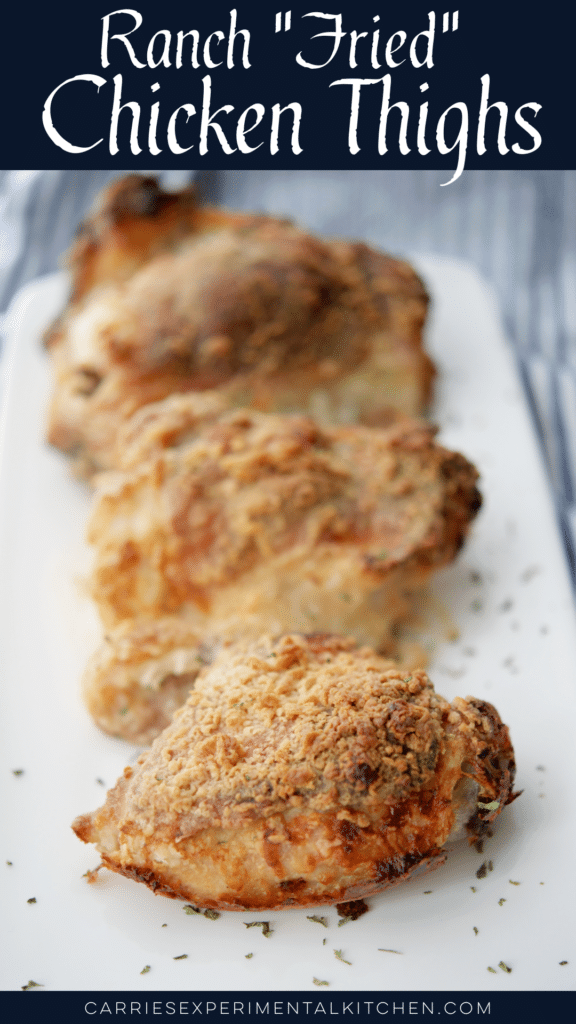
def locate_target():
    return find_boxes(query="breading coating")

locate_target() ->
[86,400,481,663]
[73,634,517,911]
[45,176,432,477]
[82,617,222,747]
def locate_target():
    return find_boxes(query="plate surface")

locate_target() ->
[0,259,575,992]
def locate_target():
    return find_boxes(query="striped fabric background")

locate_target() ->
[0,168,574,587]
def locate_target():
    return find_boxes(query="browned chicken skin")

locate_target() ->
[45,176,433,477]
[73,634,517,912]
[83,399,481,744]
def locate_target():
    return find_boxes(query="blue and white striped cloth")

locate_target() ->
[1,168,574,585]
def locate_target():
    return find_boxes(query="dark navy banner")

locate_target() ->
[2,1,575,174]
[2,990,575,1023]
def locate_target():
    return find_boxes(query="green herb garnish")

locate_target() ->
[244,921,272,937]
[27,898,37,904]
[140,966,151,975]
[307,915,328,927]
[378,949,402,954]
[478,800,500,811]
[183,904,219,920]
[499,961,512,973]
[337,916,352,927]
[509,880,520,886]
[487,967,497,974]
[313,978,329,987]
[245,953,253,959]
[21,981,43,990]
[473,928,479,935]
[498,898,506,906]
[12,769,24,777]
[173,954,188,960]
[334,949,351,965]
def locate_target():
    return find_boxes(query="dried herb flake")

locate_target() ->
[476,863,488,879]
[12,769,24,777]
[509,880,521,886]
[499,961,512,973]
[183,905,202,915]
[313,978,329,987]
[378,949,402,955]
[244,921,272,937]
[140,966,151,975]
[334,949,352,965]
[470,886,477,893]
[473,927,479,936]
[337,916,352,927]
[173,954,188,960]
[245,953,253,959]
[204,909,220,921]
[498,898,507,906]
[478,800,500,812]
[307,915,328,927]
[21,981,43,990]
[487,967,497,975]
[27,898,37,904]
[559,961,568,966]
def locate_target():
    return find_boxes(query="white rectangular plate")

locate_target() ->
[1,258,575,993]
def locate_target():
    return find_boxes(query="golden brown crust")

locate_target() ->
[72,634,516,911]
[44,176,432,477]
[82,617,222,746]
[87,402,481,643]
[50,175,255,313]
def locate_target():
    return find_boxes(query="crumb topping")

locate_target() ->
[97,635,505,840]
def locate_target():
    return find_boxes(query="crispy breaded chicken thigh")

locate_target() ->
[84,400,480,744]
[45,176,432,477]
[73,634,517,911]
